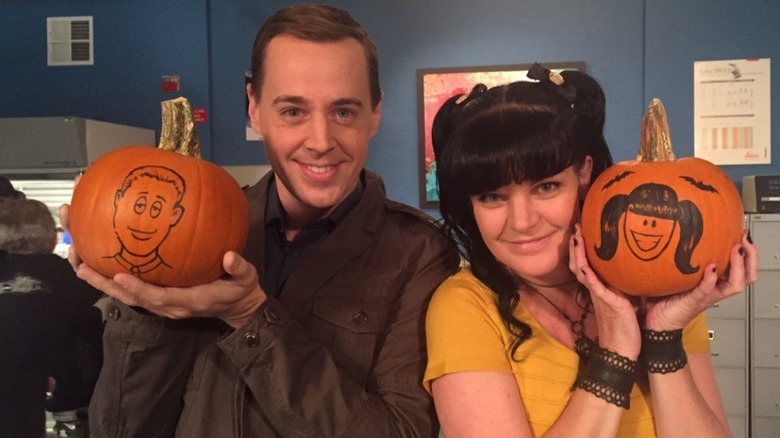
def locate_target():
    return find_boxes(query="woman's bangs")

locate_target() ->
[453,110,577,195]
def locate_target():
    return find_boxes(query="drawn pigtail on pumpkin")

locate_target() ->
[593,182,703,276]
[593,193,628,261]
[674,196,703,274]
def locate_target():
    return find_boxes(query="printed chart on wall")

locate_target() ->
[694,58,771,165]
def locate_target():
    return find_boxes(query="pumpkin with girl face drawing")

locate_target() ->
[580,99,743,296]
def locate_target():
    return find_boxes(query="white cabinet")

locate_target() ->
[704,213,780,438]
[749,213,780,437]
[706,291,749,438]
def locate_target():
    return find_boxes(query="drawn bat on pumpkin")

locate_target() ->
[601,171,635,190]
[593,182,702,275]
[679,175,719,193]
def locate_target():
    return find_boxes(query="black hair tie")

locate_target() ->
[455,83,488,106]
[527,62,577,104]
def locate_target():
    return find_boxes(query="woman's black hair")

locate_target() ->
[432,66,613,358]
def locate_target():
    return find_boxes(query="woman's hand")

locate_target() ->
[75,251,267,329]
[570,224,642,359]
[643,230,757,331]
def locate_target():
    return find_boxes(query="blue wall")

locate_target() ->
[2,0,779,212]
[644,0,780,186]
[0,0,211,156]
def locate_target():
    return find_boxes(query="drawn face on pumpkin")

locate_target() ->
[592,178,703,278]
[113,167,185,257]
[623,205,676,261]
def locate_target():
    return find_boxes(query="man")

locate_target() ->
[67,4,460,437]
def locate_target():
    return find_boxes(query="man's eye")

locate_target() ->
[150,201,163,218]
[335,108,354,119]
[282,108,302,117]
[134,197,147,214]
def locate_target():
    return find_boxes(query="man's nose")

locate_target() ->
[304,114,335,154]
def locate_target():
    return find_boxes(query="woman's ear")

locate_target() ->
[577,156,594,202]
[579,156,594,186]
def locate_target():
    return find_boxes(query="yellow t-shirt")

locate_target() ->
[424,269,710,437]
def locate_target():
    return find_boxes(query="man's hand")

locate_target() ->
[76,251,267,329]
[61,175,265,328]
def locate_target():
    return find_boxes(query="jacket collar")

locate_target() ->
[243,170,386,313]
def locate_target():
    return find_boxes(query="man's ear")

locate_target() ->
[246,83,263,138]
[171,205,184,227]
[369,92,383,138]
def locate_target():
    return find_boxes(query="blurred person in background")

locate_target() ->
[0,176,25,202]
[0,197,102,438]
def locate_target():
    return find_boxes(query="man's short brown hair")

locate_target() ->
[249,4,381,109]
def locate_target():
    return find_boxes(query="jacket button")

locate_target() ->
[352,311,368,326]
[242,332,260,348]
[108,306,121,321]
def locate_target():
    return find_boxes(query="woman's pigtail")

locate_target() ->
[528,63,577,104]
[432,83,488,160]
[560,70,613,180]
[431,93,464,161]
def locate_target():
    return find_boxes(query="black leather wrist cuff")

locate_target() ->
[639,328,687,374]
[575,345,637,409]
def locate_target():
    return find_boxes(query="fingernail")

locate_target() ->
[747,232,753,244]
[739,247,745,256]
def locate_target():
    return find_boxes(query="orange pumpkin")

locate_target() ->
[69,145,249,287]
[581,99,743,296]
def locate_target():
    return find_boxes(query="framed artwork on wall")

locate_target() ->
[417,61,585,208]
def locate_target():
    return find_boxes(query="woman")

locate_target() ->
[424,64,757,437]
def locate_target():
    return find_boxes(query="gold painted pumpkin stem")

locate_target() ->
[637,98,675,163]
[159,97,201,158]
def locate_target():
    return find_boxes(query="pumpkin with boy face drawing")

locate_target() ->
[69,146,250,287]
[580,99,743,296]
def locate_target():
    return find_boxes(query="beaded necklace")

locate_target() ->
[529,282,595,360]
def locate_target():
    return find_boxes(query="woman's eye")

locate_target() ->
[476,193,502,203]
[537,182,560,194]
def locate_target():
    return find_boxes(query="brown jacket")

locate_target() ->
[89,171,460,437]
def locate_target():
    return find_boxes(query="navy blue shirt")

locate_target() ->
[263,177,363,297]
